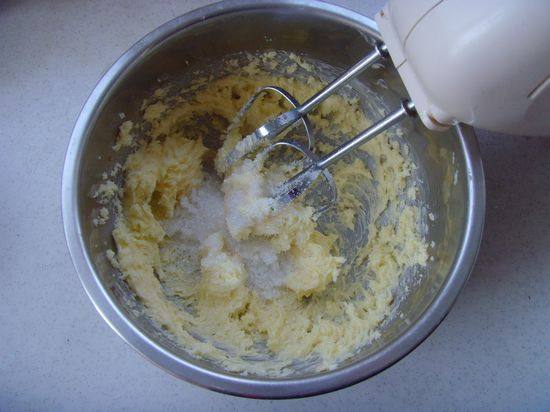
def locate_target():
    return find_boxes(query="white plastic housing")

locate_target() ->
[376,0,550,136]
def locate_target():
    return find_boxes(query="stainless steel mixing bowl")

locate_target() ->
[62,0,485,398]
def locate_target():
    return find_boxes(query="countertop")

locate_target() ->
[1,0,549,410]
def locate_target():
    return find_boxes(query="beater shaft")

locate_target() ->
[298,43,389,115]
[273,100,416,207]
[220,44,389,172]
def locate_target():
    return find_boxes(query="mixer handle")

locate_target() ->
[376,0,550,136]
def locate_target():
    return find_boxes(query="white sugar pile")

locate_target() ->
[222,158,275,240]
[166,173,288,299]
[165,177,226,242]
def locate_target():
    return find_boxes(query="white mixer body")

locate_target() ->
[376,0,550,136]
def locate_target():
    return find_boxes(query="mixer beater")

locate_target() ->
[217,42,416,210]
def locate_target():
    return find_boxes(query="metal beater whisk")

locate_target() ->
[218,43,417,210]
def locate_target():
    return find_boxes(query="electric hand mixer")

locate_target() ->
[218,0,550,209]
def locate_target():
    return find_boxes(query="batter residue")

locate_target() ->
[104,52,428,375]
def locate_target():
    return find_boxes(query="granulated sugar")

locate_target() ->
[230,237,289,299]
[222,158,274,240]
[164,177,226,242]
[166,172,287,298]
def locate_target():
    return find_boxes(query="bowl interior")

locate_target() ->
[77,6,468,380]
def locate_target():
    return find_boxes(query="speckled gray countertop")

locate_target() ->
[1,0,549,410]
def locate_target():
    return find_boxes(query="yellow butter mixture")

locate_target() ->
[103,52,428,376]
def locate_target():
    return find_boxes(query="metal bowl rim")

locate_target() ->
[61,0,485,399]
